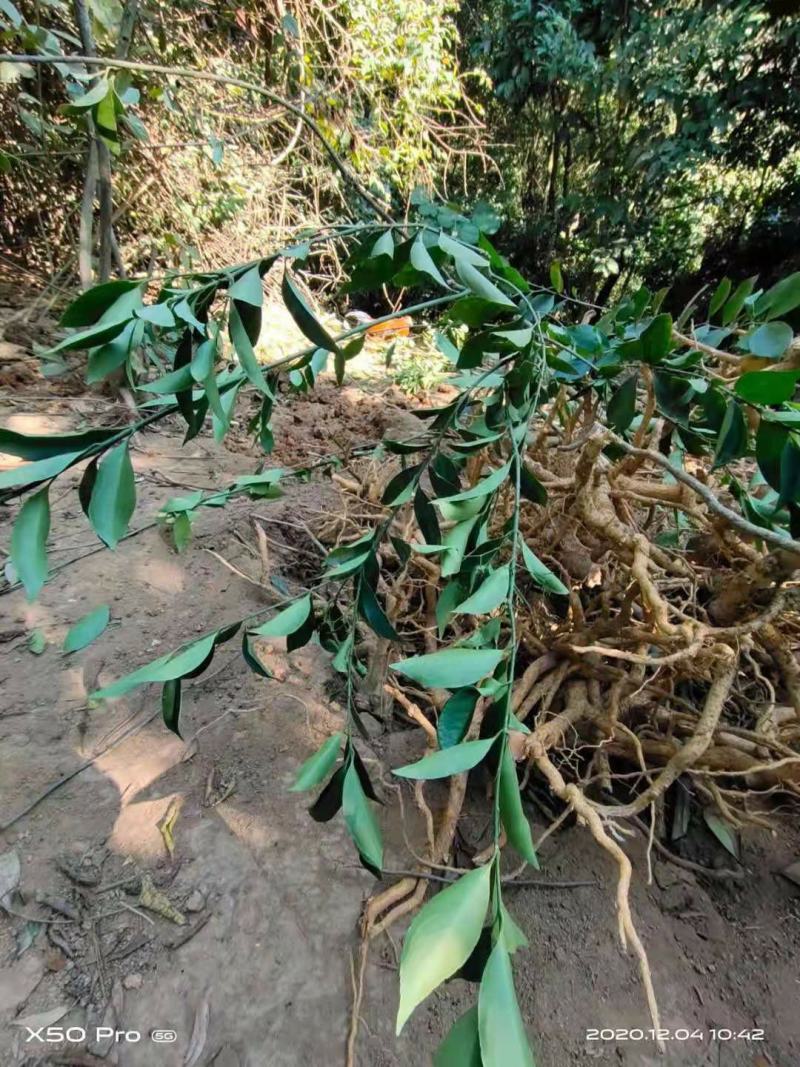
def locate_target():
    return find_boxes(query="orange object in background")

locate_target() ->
[365,315,412,339]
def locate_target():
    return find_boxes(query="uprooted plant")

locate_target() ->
[3,220,800,1064]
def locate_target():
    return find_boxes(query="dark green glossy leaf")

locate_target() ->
[711,401,748,469]
[438,687,480,749]
[382,463,421,506]
[87,442,136,548]
[161,678,182,737]
[282,270,341,355]
[434,1006,482,1067]
[708,278,731,318]
[60,279,142,327]
[756,272,800,321]
[308,764,346,822]
[607,374,638,432]
[229,301,269,394]
[756,420,789,492]
[721,276,756,325]
[414,488,441,544]
[640,313,673,364]
[10,487,50,600]
[735,369,800,405]
[779,437,800,504]
[518,463,548,506]
[358,580,399,640]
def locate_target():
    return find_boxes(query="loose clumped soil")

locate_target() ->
[1,310,799,1067]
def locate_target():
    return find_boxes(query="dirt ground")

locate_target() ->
[1,315,800,1067]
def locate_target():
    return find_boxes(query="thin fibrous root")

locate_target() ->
[532,747,665,1053]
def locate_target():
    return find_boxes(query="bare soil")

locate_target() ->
[1,321,799,1067]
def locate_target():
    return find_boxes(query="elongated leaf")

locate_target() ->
[162,678,182,737]
[309,764,346,822]
[434,1007,482,1067]
[228,265,263,306]
[735,369,800,405]
[282,271,341,355]
[358,581,399,640]
[343,762,383,874]
[721,276,756,325]
[708,278,731,318]
[250,595,312,638]
[391,648,504,689]
[456,566,510,615]
[498,745,538,867]
[478,941,534,1067]
[711,400,748,469]
[439,461,511,503]
[93,631,218,699]
[396,863,491,1032]
[703,808,740,859]
[382,464,421,506]
[748,321,793,359]
[229,301,269,393]
[414,488,441,544]
[455,259,515,308]
[779,437,800,504]
[438,231,488,268]
[394,736,497,780]
[87,320,138,383]
[48,318,129,354]
[371,230,395,260]
[60,279,141,327]
[521,543,568,595]
[87,442,136,548]
[639,313,673,364]
[241,633,272,678]
[291,732,344,792]
[11,487,50,600]
[607,374,638,432]
[0,427,120,461]
[410,233,447,286]
[438,687,480,748]
[756,272,800,321]
[63,605,110,653]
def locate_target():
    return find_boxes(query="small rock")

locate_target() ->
[185,890,205,913]
[122,973,143,990]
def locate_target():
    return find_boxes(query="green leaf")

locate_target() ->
[282,271,341,355]
[434,1007,482,1067]
[87,319,138,383]
[290,732,344,792]
[549,261,564,294]
[456,566,510,615]
[87,442,136,548]
[703,808,740,859]
[439,460,511,503]
[396,863,492,1033]
[756,420,788,492]
[756,272,800,321]
[410,233,447,286]
[343,762,383,874]
[519,464,548,506]
[521,543,568,595]
[478,941,534,1067]
[358,581,399,640]
[161,678,182,737]
[640,313,673,364]
[708,278,731,318]
[28,629,46,655]
[455,259,515,308]
[711,401,748,470]
[249,595,312,638]
[60,279,142,327]
[391,648,504,689]
[10,487,50,600]
[63,605,110,654]
[437,687,480,749]
[721,276,756,325]
[779,437,800,504]
[371,230,395,260]
[394,736,497,780]
[382,463,421,506]
[229,301,269,394]
[136,302,176,328]
[747,322,793,359]
[498,745,538,867]
[171,511,192,552]
[734,369,800,405]
[607,374,638,432]
[0,427,120,462]
[241,633,272,678]
[93,631,218,700]
[48,318,130,354]
[228,265,264,306]
[0,450,89,492]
